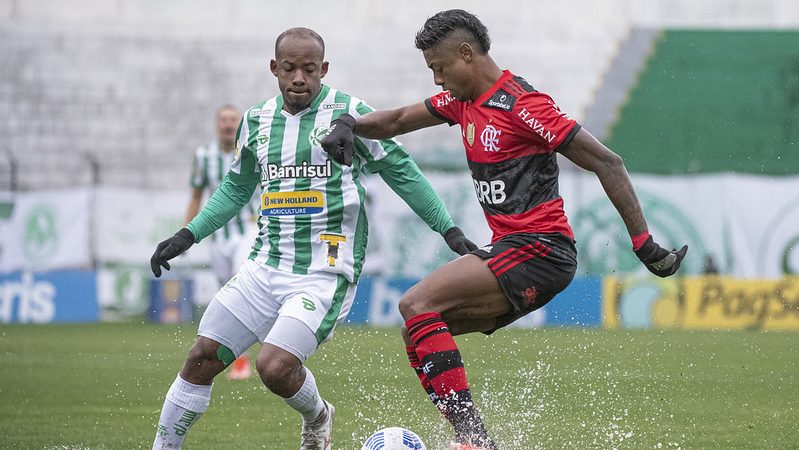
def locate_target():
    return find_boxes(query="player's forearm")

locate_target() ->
[560,129,648,239]
[355,103,440,139]
[187,174,257,242]
[595,159,648,238]
[184,196,202,225]
[354,109,405,139]
[378,154,456,235]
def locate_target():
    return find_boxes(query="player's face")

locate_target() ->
[271,37,328,115]
[423,43,475,102]
[216,108,241,147]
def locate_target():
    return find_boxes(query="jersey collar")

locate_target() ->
[472,70,513,107]
[280,85,331,117]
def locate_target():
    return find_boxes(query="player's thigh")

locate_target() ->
[270,270,357,358]
[474,233,577,332]
[201,260,283,353]
[197,298,260,357]
[401,254,511,321]
[262,316,318,364]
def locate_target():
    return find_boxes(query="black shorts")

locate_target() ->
[472,232,577,332]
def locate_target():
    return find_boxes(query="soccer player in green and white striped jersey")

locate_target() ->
[185,105,258,382]
[185,105,257,287]
[149,28,475,450]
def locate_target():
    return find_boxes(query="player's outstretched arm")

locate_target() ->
[321,102,443,166]
[353,102,444,139]
[376,150,477,256]
[150,172,257,277]
[559,128,688,277]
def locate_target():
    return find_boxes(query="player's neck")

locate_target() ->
[469,59,504,102]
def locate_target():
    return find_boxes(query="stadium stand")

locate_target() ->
[1,0,798,187]
[604,30,799,175]
[0,0,625,188]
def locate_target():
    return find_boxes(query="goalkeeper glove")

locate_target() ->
[634,235,688,277]
[150,228,195,277]
[444,227,478,256]
[321,113,356,166]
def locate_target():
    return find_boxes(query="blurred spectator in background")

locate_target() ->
[185,104,256,380]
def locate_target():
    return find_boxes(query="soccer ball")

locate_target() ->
[361,427,427,450]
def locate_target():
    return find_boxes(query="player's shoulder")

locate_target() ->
[320,86,373,116]
[481,72,545,113]
[244,97,280,121]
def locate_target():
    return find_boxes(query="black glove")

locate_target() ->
[150,228,195,277]
[634,235,688,277]
[320,113,356,166]
[444,227,478,256]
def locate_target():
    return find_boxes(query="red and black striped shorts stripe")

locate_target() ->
[472,232,577,329]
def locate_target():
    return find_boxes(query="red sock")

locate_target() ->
[405,312,495,449]
[406,344,446,417]
[406,312,470,399]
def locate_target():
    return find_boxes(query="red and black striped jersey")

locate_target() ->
[424,70,580,242]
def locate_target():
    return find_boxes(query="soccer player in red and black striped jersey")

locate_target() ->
[323,10,688,450]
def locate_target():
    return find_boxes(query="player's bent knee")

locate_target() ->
[186,339,220,365]
[398,285,436,319]
[182,338,227,383]
[256,353,300,393]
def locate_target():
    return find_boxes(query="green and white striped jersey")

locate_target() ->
[230,86,407,282]
[190,142,256,242]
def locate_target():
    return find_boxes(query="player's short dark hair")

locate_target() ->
[415,9,490,54]
[275,27,325,59]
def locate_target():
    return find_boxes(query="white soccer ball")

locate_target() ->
[361,427,427,450]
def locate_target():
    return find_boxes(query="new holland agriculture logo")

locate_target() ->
[571,192,705,276]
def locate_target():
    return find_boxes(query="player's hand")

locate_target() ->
[443,227,478,256]
[150,228,195,277]
[634,235,688,277]
[321,113,356,166]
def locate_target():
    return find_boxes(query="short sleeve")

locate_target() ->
[513,92,581,152]
[228,115,261,184]
[424,91,459,126]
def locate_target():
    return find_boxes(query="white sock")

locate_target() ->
[284,367,325,422]
[152,374,213,449]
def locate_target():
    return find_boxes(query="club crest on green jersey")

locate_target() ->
[309,126,329,147]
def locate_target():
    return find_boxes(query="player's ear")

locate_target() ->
[459,43,473,63]
[269,59,278,76]
[320,61,329,78]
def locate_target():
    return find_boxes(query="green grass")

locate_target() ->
[0,323,797,449]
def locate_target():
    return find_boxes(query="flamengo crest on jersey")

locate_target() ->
[425,70,581,242]
[230,85,398,282]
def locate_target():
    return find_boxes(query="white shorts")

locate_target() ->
[208,234,252,286]
[198,259,357,360]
